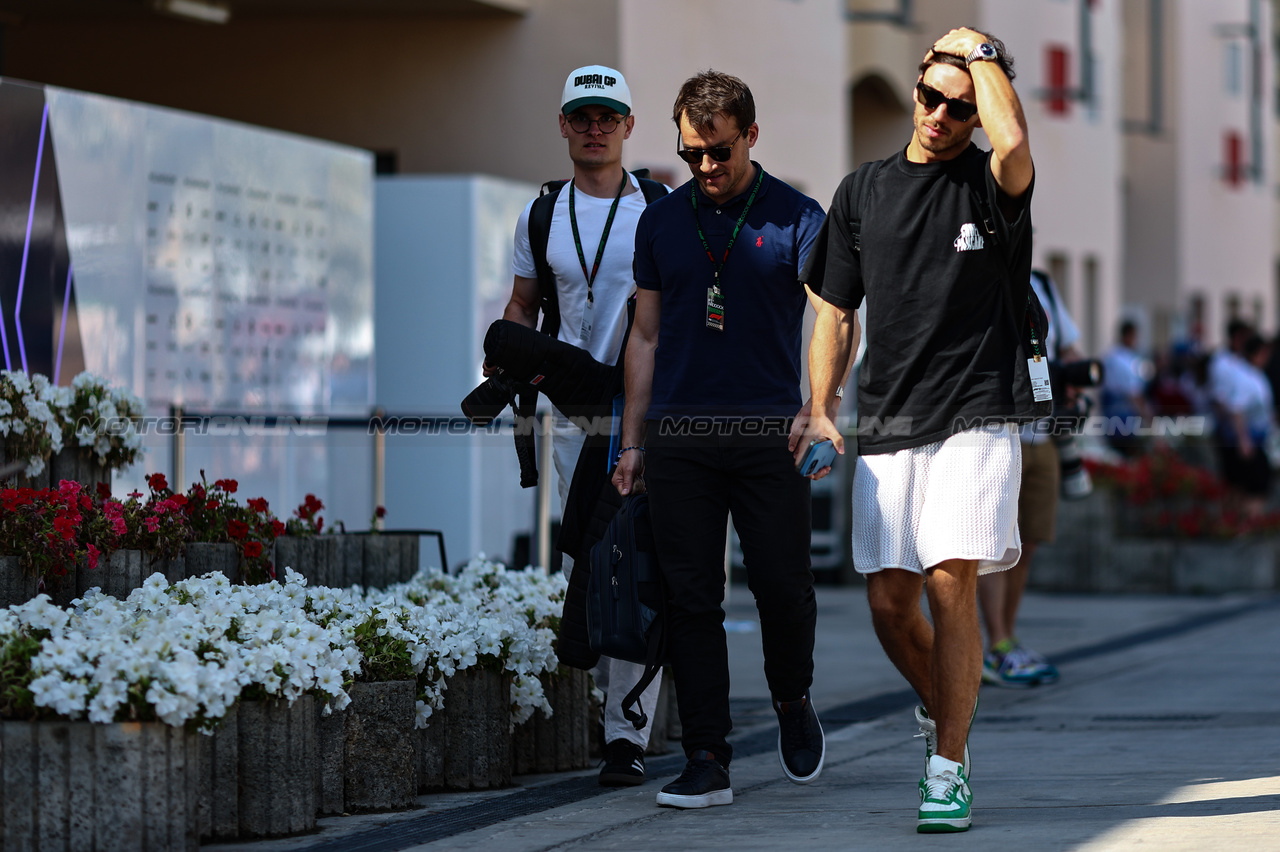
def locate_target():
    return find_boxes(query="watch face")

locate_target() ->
[977,43,997,59]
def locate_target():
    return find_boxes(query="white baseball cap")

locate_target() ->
[561,65,631,116]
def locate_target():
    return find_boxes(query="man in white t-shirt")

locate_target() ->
[493,65,663,787]
[1100,320,1152,456]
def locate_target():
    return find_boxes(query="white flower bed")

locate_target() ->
[367,558,564,727]
[0,558,566,731]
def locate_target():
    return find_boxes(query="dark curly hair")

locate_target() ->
[672,70,756,134]
[919,31,1015,81]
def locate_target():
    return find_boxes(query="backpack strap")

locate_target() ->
[637,177,669,205]
[849,160,885,253]
[620,653,663,729]
[1030,269,1062,359]
[528,181,567,339]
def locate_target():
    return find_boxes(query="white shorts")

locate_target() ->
[852,425,1022,575]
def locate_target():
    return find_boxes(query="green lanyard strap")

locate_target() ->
[691,166,765,296]
[569,171,628,304]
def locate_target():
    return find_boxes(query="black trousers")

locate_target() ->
[645,422,816,765]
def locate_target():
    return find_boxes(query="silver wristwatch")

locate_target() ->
[966,42,999,67]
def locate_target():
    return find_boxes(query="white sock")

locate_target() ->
[928,754,964,777]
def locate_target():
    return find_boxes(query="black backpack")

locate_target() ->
[528,170,668,338]
[586,493,666,729]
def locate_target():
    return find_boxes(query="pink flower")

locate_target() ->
[87,543,100,571]
[144,516,160,533]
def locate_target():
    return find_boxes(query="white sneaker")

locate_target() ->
[914,705,971,778]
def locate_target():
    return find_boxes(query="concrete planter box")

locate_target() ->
[0,555,38,609]
[1034,490,1280,593]
[314,701,346,816]
[416,668,512,791]
[312,681,418,815]
[0,720,198,851]
[0,555,82,609]
[3,447,111,494]
[199,697,316,841]
[49,448,111,495]
[331,534,419,589]
[76,548,147,601]
[343,681,417,812]
[512,668,591,775]
[274,536,341,587]
[183,542,239,583]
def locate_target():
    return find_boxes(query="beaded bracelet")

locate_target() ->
[616,446,645,462]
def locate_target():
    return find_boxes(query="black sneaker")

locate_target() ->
[599,739,646,787]
[655,750,733,809]
[775,692,824,784]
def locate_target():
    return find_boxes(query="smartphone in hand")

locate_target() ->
[796,439,838,476]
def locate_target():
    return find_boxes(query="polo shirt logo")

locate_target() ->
[756,236,763,247]
[953,223,984,252]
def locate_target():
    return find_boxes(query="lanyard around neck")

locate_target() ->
[569,171,628,303]
[691,165,764,295]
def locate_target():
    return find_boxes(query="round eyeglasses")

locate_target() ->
[567,113,624,134]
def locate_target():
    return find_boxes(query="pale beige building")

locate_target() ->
[0,0,847,203]
[1123,0,1276,350]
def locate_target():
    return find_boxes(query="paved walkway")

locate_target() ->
[211,587,1280,852]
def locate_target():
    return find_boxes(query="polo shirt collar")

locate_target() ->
[692,162,769,208]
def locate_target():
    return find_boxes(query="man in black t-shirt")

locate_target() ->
[795,28,1035,834]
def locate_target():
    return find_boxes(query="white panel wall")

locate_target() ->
[374,175,539,567]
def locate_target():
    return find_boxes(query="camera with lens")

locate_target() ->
[1047,359,1104,499]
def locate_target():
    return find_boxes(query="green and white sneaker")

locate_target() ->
[917,754,972,833]
[914,705,972,778]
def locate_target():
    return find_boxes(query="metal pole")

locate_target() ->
[171,404,185,492]
[536,409,554,571]
[373,407,386,531]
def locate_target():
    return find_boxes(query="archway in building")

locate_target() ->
[851,73,912,168]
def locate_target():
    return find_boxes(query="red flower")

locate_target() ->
[271,519,286,537]
[147,473,168,492]
[214,479,239,494]
[170,494,188,507]
[243,541,263,559]
[227,519,249,540]
[144,516,160,533]
[86,543,100,571]
[96,482,112,500]
[375,505,387,519]
[248,497,269,513]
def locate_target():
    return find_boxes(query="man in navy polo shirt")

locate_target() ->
[612,70,841,810]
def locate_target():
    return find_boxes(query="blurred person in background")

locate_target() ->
[1100,320,1152,457]
[1212,331,1274,518]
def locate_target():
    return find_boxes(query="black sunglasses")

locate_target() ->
[915,82,978,122]
[676,130,742,164]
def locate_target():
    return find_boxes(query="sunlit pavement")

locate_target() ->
[210,587,1280,852]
